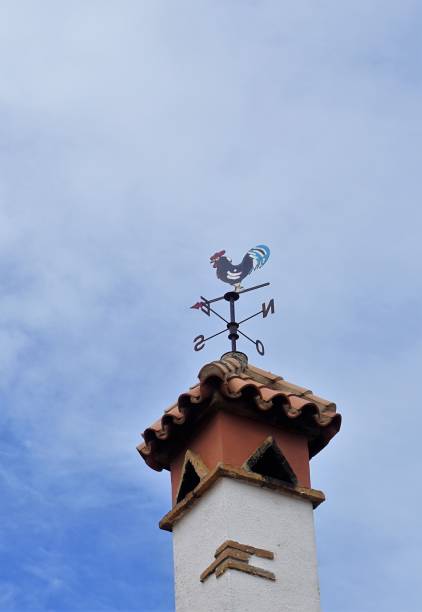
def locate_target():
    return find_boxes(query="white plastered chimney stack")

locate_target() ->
[138,352,341,612]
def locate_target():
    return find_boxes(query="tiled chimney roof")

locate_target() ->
[138,352,341,471]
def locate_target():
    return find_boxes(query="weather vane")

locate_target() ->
[190,244,275,356]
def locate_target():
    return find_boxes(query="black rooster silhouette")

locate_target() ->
[210,244,270,292]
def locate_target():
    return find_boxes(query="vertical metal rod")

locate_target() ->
[229,297,237,351]
[224,291,239,352]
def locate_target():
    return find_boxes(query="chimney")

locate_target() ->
[138,351,341,612]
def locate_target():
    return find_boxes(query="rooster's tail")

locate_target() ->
[248,244,270,270]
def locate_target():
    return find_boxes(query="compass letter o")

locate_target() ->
[194,335,205,352]
[255,340,265,356]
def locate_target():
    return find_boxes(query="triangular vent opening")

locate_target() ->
[245,437,297,485]
[176,460,201,503]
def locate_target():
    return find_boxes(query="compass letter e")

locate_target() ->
[200,301,210,316]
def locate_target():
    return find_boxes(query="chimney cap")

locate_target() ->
[137,354,341,472]
[220,351,248,367]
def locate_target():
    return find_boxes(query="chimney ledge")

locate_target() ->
[159,463,325,532]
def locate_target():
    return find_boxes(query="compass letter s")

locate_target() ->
[193,335,205,351]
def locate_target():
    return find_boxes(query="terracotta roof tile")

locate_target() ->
[138,352,341,471]
[226,377,265,395]
[149,418,165,432]
[288,395,316,411]
[246,364,284,383]
[256,386,285,403]
[164,406,184,420]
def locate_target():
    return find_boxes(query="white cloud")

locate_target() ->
[0,1,421,609]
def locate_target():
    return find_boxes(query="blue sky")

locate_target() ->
[0,2,421,610]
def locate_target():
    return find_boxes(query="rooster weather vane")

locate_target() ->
[190,244,275,356]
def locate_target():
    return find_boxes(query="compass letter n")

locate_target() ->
[262,299,275,318]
